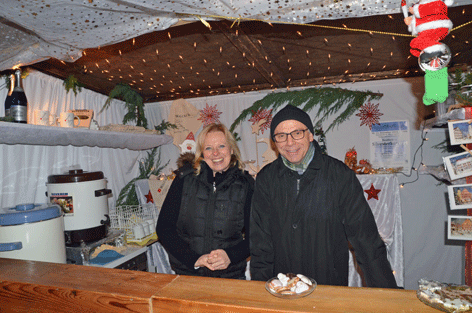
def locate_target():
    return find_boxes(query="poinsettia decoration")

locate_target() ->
[355,102,383,130]
[248,108,272,134]
[198,103,222,127]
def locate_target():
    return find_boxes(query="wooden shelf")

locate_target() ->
[0,122,173,151]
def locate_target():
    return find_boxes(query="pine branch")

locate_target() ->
[154,120,178,134]
[63,75,83,96]
[116,147,169,206]
[102,83,148,128]
[229,87,383,133]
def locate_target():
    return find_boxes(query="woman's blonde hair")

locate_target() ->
[194,123,245,175]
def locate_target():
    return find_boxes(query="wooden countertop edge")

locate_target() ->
[0,258,440,313]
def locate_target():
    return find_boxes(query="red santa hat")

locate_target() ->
[185,132,195,141]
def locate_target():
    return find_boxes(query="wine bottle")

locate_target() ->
[9,69,28,123]
[4,74,14,118]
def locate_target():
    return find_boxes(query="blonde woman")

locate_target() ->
[157,123,254,279]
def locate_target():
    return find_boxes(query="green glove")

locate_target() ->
[423,67,449,106]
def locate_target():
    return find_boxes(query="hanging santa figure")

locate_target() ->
[403,0,453,105]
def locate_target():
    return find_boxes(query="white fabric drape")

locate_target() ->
[350,174,404,287]
[4,0,470,71]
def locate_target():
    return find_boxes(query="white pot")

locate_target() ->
[46,169,111,232]
[0,203,66,264]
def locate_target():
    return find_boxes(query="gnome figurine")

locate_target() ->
[179,132,196,154]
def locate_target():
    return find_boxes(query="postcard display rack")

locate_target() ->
[444,107,472,285]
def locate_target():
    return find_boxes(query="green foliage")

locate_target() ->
[1,68,29,91]
[63,75,83,96]
[0,116,14,122]
[116,147,170,206]
[432,138,464,154]
[229,87,383,133]
[314,127,327,154]
[232,131,241,142]
[102,83,147,128]
[451,69,472,106]
[154,119,178,134]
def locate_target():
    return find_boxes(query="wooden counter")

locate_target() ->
[0,258,438,313]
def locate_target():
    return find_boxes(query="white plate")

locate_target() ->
[265,274,317,299]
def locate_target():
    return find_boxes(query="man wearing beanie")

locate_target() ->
[250,104,398,288]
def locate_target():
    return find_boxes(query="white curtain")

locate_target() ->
[350,174,404,287]
[0,70,144,209]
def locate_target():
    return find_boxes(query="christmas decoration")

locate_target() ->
[179,132,196,154]
[251,119,266,135]
[364,183,381,200]
[314,127,328,155]
[344,147,375,174]
[101,83,147,128]
[145,190,154,203]
[116,147,169,206]
[167,98,202,149]
[248,108,272,135]
[355,102,383,130]
[403,0,453,106]
[148,174,174,209]
[229,87,383,134]
[345,147,358,170]
[258,137,277,167]
[403,0,453,59]
[198,103,222,127]
[423,67,449,105]
[451,68,472,107]
[357,159,374,174]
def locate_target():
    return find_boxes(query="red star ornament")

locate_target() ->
[364,183,381,200]
[145,190,154,203]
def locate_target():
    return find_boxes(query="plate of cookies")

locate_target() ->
[265,273,316,299]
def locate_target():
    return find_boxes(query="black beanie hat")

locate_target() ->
[270,105,314,138]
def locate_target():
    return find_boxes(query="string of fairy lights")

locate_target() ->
[399,121,428,188]
[69,8,472,101]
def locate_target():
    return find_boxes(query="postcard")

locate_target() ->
[448,215,472,240]
[444,151,472,180]
[448,184,472,210]
[448,120,472,145]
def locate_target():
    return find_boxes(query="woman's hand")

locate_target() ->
[194,249,231,271]
[207,249,231,270]
[194,254,215,271]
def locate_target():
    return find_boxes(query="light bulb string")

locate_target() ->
[179,13,471,38]
[399,120,428,186]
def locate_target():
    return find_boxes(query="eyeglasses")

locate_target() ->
[273,129,308,143]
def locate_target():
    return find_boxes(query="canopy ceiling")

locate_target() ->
[1,0,471,103]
